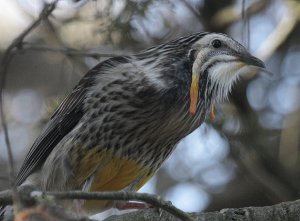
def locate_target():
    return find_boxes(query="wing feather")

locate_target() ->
[15,71,97,186]
[15,56,130,186]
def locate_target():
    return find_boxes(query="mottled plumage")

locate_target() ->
[2,32,265,216]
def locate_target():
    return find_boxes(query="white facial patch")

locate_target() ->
[208,60,245,102]
[190,32,262,104]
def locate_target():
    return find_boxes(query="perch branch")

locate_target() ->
[103,199,300,221]
[1,187,300,221]
[0,188,195,221]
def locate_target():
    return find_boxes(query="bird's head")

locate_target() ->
[187,33,265,115]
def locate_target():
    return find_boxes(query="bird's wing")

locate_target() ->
[15,69,98,186]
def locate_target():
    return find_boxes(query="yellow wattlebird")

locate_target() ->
[1,32,265,217]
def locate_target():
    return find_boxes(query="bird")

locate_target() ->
[1,32,265,216]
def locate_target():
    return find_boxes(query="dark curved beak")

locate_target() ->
[238,54,265,69]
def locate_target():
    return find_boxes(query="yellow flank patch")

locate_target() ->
[75,148,109,186]
[210,102,215,121]
[90,156,151,191]
[190,71,200,115]
[78,152,153,213]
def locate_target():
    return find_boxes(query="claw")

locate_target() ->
[116,201,154,210]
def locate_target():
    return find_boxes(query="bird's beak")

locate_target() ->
[237,54,265,69]
[235,53,267,79]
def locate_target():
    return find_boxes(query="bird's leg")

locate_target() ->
[116,201,164,220]
[115,201,154,210]
[73,199,87,216]
[72,174,95,215]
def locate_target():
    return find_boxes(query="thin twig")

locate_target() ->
[42,15,94,78]
[180,0,208,29]
[22,43,121,58]
[0,53,14,186]
[0,0,58,210]
[232,144,295,202]
[211,0,270,28]
[241,0,250,49]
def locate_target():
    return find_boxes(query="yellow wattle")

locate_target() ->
[210,102,215,121]
[189,72,200,115]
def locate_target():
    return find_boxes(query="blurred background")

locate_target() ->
[0,0,300,217]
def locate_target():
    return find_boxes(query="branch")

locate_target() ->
[211,0,270,28]
[48,191,194,221]
[0,188,195,221]
[103,199,300,221]
[21,43,122,59]
[180,0,207,29]
[1,187,300,221]
[1,1,57,60]
[230,143,296,202]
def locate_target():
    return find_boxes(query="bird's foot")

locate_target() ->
[116,201,154,210]
[73,199,87,217]
[116,201,165,220]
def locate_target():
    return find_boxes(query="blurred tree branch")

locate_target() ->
[180,0,208,30]
[255,0,300,60]
[104,199,300,221]
[21,43,122,59]
[230,142,295,202]
[211,0,270,29]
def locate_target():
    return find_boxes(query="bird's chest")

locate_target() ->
[82,82,207,170]
[110,108,205,169]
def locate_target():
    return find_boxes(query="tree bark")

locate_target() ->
[104,199,300,221]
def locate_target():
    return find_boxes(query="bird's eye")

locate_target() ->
[212,39,222,48]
